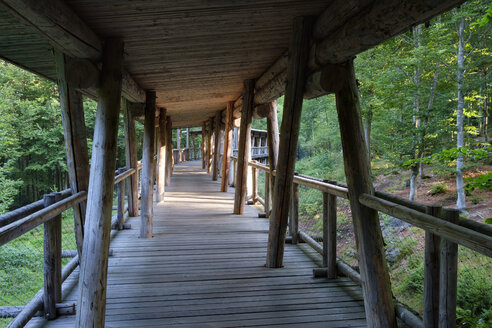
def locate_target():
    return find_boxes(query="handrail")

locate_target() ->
[114,168,136,185]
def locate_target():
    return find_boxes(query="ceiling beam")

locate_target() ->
[0,0,145,103]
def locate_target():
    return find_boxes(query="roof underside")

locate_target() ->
[0,0,465,127]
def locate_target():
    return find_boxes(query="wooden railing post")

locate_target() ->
[439,209,459,328]
[289,182,299,244]
[252,166,257,202]
[265,171,270,216]
[116,168,125,230]
[43,193,62,320]
[323,188,337,279]
[424,205,442,328]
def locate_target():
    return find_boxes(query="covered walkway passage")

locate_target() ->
[26,162,366,328]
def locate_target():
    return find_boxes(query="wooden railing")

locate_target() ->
[0,163,142,327]
[172,147,201,164]
[230,157,492,328]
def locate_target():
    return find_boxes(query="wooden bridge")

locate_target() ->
[26,161,367,328]
[1,1,491,327]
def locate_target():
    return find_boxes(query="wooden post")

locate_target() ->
[176,128,181,162]
[202,122,206,169]
[334,60,396,327]
[439,209,459,328]
[252,166,258,202]
[266,101,279,217]
[76,38,124,328]
[267,17,313,268]
[43,193,62,320]
[165,116,173,186]
[288,182,299,244]
[424,205,442,328]
[55,50,90,258]
[221,102,234,192]
[323,189,337,279]
[140,90,156,239]
[207,118,214,174]
[233,79,254,214]
[265,172,270,214]
[116,168,125,230]
[123,100,139,217]
[157,108,167,202]
[212,111,221,181]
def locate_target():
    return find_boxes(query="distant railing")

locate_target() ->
[229,156,492,328]
[172,148,201,164]
[0,162,143,327]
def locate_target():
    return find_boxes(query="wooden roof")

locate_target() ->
[0,0,464,128]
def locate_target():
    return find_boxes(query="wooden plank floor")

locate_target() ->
[27,161,366,327]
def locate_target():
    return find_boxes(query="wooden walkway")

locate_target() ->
[27,161,366,327]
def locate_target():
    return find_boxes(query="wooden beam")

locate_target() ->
[266,101,279,217]
[54,50,89,258]
[233,79,254,215]
[157,108,167,202]
[140,91,156,239]
[201,122,206,169]
[123,99,139,217]
[212,111,221,181]
[335,60,396,327]
[266,16,314,268]
[207,118,213,174]
[221,102,233,192]
[0,0,145,102]
[76,38,124,328]
[165,116,173,186]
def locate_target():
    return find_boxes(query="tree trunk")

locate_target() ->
[456,15,466,211]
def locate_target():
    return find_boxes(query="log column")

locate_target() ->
[165,116,173,185]
[221,102,234,192]
[207,118,213,174]
[76,38,124,327]
[140,91,156,238]
[267,17,313,268]
[176,128,181,162]
[202,122,206,169]
[335,60,396,327]
[233,80,255,214]
[157,108,167,202]
[123,100,139,216]
[54,51,90,258]
[266,101,279,216]
[212,111,221,181]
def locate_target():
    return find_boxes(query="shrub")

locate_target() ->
[428,183,448,195]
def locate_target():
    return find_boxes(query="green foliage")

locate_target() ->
[428,182,449,195]
[465,172,492,193]
[456,266,492,327]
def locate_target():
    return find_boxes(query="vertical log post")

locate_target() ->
[43,193,62,320]
[116,168,126,230]
[76,38,124,327]
[335,60,396,327]
[165,117,173,186]
[233,79,255,214]
[266,101,279,217]
[123,100,139,217]
[221,102,234,192]
[140,91,156,239]
[267,17,313,267]
[202,122,206,169]
[176,128,181,163]
[288,182,299,244]
[264,172,270,214]
[55,51,90,258]
[157,108,167,202]
[207,118,214,174]
[252,166,258,202]
[213,111,221,181]
[424,205,442,328]
[439,209,459,328]
[323,186,337,279]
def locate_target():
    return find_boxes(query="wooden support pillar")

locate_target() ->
[267,17,313,268]
[186,128,189,149]
[207,118,213,174]
[123,100,139,217]
[264,172,270,214]
[43,193,62,320]
[233,79,255,214]
[288,182,299,244]
[54,50,90,258]
[116,168,126,230]
[252,166,258,202]
[157,108,167,202]
[221,102,234,192]
[76,38,124,328]
[323,189,337,279]
[165,117,173,185]
[266,101,279,217]
[202,122,206,169]
[176,128,181,162]
[424,205,442,328]
[334,60,396,327]
[140,90,156,238]
[212,111,221,181]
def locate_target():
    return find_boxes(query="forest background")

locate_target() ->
[0,1,491,327]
